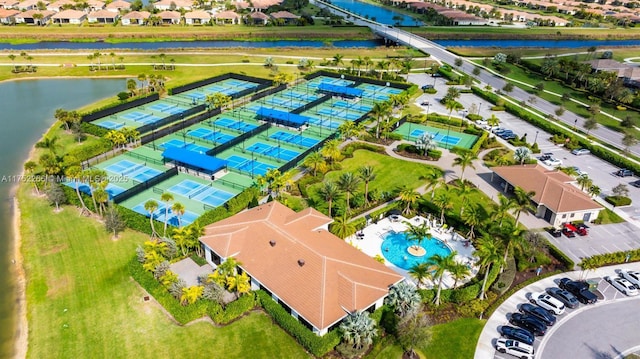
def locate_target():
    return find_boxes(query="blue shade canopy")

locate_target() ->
[318,83,364,98]
[162,147,227,172]
[256,107,310,127]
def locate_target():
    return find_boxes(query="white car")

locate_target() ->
[530,292,566,315]
[619,270,640,289]
[495,338,534,359]
[605,276,639,296]
[571,148,591,156]
[543,158,563,167]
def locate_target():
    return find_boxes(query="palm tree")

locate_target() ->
[339,311,377,351]
[404,221,430,252]
[171,202,186,228]
[172,227,190,256]
[490,221,525,272]
[144,199,159,237]
[428,251,457,306]
[371,101,391,139]
[39,135,60,155]
[137,73,147,93]
[474,234,505,300]
[576,174,592,191]
[455,180,476,216]
[332,53,344,67]
[461,204,483,239]
[160,192,174,237]
[301,151,326,176]
[415,132,437,155]
[513,147,532,165]
[450,262,470,288]
[318,180,341,218]
[358,166,376,205]
[512,186,536,226]
[23,161,39,195]
[409,262,432,288]
[337,172,361,213]
[588,185,601,198]
[491,194,516,227]
[320,139,342,165]
[329,213,356,240]
[424,169,444,200]
[64,165,89,215]
[385,281,421,317]
[398,187,420,215]
[433,192,453,224]
[452,150,477,181]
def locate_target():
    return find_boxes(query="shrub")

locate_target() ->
[605,196,632,207]
[427,149,442,160]
[490,106,505,111]
[484,270,562,317]
[117,92,130,101]
[579,248,640,269]
[297,174,322,198]
[67,138,112,161]
[546,240,575,269]
[451,283,480,304]
[467,114,483,122]
[116,205,154,236]
[195,206,230,227]
[209,293,256,324]
[256,290,340,356]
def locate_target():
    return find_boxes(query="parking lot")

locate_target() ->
[474,262,640,359]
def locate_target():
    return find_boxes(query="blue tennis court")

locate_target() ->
[317,107,345,117]
[131,167,162,182]
[65,181,125,199]
[159,139,210,154]
[214,118,257,132]
[248,142,300,161]
[410,129,461,146]
[192,186,235,207]
[122,111,152,121]
[167,179,203,197]
[308,117,341,130]
[269,131,320,148]
[188,127,235,144]
[225,155,275,176]
[104,160,144,175]
[98,120,124,129]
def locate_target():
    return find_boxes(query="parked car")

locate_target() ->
[571,148,591,156]
[494,128,509,135]
[501,133,518,140]
[546,287,580,309]
[501,326,535,346]
[620,270,640,288]
[529,292,565,315]
[538,152,553,161]
[630,180,640,188]
[509,313,547,336]
[562,226,576,238]
[616,168,634,177]
[543,157,563,166]
[548,228,562,238]
[495,338,535,359]
[575,223,589,236]
[571,166,588,177]
[558,278,598,304]
[519,303,557,326]
[605,276,639,296]
[421,84,434,91]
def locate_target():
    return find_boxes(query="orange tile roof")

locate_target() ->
[200,201,403,331]
[492,165,602,213]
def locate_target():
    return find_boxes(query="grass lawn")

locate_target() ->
[19,185,310,358]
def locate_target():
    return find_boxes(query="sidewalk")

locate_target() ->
[474,261,640,359]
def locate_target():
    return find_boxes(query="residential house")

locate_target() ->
[199,201,404,336]
[154,0,194,11]
[86,0,105,12]
[121,10,150,25]
[270,10,299,25]
[213,10,240,24]
[248,11,269,25]
[46,0,74,12]
[51,9,86,23]
[0,0,19,9]
[491,165,603,227]
[87,9,117,23]
[157,10,181,24]
[0,8,19,23]
[184,9,211,24]
[233,0,249,11]
[15,9,54,24]
[105,0,130,13]
[586,59,640,86]
[16,0,44,11]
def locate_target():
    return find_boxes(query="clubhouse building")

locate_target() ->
[199,201,404,336]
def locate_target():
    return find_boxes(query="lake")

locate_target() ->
[327,0,421,26]
[0,78,125,358]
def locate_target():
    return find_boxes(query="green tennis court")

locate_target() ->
[394,122,479,150]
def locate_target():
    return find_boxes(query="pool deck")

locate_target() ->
[348,215,479,289]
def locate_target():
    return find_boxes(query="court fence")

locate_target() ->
[137,104,206,135]
[124,151,166,166]
[112,167,178,204]
[81,93,160,123]
[250,84,287,103]
[168,73,272,96]
[290,94,331,115]
[205,123,270,156]
[139,107,220,145]
[304,70,412,90]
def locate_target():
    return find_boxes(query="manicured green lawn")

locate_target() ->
[20,185,310,359]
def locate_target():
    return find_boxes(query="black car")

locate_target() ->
[502,133,518,140]
[501,326,535,346]
[616,168,634,177]
[519,303,556,326]
[546,287,580,309]
[548,228,562,238]
[421,84,434,91]
[509,313,547,336]
[558,278,598,304]
[631,180,640,188]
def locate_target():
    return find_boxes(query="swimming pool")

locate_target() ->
[381,231,452,270]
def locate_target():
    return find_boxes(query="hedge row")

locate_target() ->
[470,130,489,155]
[605,195,632,207]
[256,290,340,357]
[579,248,640,269]
[67,139,113,162]
[116,205,155,236]
[471,86,640,175]
[208,293,256,325]
[342,141,386,158]
[484,270,562,317]
[80,122,109,137]
[546,240,576,269]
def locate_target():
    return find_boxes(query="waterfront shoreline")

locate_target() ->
[13,191,27,359]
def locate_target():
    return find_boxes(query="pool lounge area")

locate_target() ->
[350,214,478,289]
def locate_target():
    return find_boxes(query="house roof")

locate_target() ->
[51,9,86,19]
[87,0,105,8]
[249,11,269,19]
[17,0,44,8]
[200,201,403,331]
[48,0,74,9]
[586,59,627,70]
[17,9,54,17]
[157,10,181,19]
[154,0,193,7]
[270,10,299,19]
[0,9,20,17]
[184,9,211,19]
[214,10,239,19]
[122,10,150,19]
[105,0,130,9]
[492,165,602,213]
[234,0,249,9]
[89,9,117,18]
[0,0,19,7]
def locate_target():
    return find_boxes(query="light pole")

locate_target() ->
[251,151,255,179]
[534,130,539,144]
[478,103,482,116]
[574,118,578,131]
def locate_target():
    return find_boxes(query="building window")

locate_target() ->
[562,214,567,219]
[570,213,575,218]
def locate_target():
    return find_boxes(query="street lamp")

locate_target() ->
[534,130,539,144]
[478,103,482,116]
